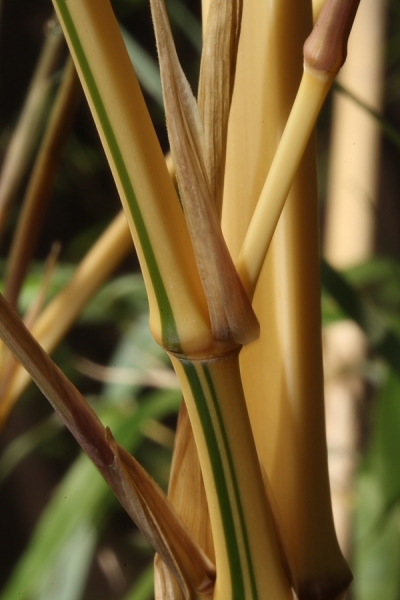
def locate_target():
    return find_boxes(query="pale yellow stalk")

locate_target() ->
[170,350,293,600]
[235,68,331,298]
[52,0,212,355]
[222,0,352,598]
[324,0,385,266]
[323,0,386,556]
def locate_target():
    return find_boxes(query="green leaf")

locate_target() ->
[369,367,400,508]
[35,522,97,600]
[0,415,61,483]
[1,389,181,600]
[353,367,400,600]
[354,473,400,600]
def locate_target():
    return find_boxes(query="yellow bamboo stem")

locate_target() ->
[324,0,385,267]
[170,349,293,600]
[154,401,214,600]
[53,0,212,354]
[222,0,352,597]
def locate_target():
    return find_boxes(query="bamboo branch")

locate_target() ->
[236,0,361,299]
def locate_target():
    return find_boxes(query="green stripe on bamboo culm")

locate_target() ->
[54,0,180,352]
[181,359,249,600]
[203,362,259,600]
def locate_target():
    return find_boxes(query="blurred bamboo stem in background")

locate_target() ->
[4,57,81,309]
[0,17,64,238]
[323,0,386,558]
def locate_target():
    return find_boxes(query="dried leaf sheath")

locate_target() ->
[106,432,216,598]
[166,401,214,562]
[198,0,242,218]
[149,0,258,346]
[155,401,214,599]
[0,293,215,598]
